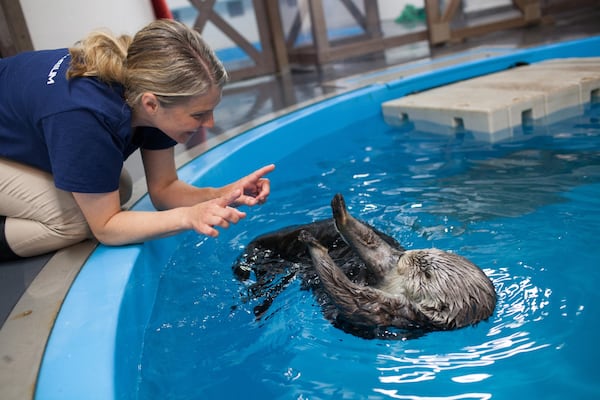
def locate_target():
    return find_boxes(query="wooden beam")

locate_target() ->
[210,11,263,64]
[287,30,428,64]
[364,0,382,39]
[264,0,290,73]
[424,0,441,23]
[190,0,216,32]
[451,16,530,41]
[0,0,33,56]
[0,4,14,56]
[542,0,598,14]
[512,0,541,22]
[424,0,450,45]
[340,0,366,30]
[307,0,330,62]
[441,0,461,23]
[285,3,308,49]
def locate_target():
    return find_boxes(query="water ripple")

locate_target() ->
[372,390,492,400]
[138,109,600,399]
[367,264,553,399]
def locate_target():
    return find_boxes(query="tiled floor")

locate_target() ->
[0,253,51,324]
[1,5,599,399]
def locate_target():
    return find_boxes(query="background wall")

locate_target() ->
[20,0,155,49]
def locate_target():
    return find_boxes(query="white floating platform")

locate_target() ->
[382,57,600,141]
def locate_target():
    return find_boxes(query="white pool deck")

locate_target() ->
[382,57,600,142]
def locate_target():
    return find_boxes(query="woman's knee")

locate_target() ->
[2,216,92,258]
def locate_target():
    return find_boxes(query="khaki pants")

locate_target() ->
[0,157,131,257]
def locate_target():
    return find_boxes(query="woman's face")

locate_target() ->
[153,85,222,144]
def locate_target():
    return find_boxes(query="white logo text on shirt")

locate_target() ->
[47,54,69,85]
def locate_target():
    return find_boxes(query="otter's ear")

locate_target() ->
[417,260,433,279]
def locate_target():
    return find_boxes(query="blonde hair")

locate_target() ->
[68,19,228,107]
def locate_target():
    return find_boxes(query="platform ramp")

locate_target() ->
[382,58,600,142]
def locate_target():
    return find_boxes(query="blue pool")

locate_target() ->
[36,37,600,400]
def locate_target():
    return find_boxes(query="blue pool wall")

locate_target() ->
[35,36,600,400]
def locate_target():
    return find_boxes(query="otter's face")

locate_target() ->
[395,249,481,303]
[393,249,496,327]
[381,250,434,298]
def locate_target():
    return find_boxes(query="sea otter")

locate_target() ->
[233,194,496,339]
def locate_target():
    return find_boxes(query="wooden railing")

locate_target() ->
[281,0,428,65]
[2,0,597,77]
[425,0,542,45]
[188,0,284,80]
[183,0,598,81]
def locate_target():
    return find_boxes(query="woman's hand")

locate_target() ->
[73,162,276,245]
[185,189,247,237]
[74,189,248,245]
[226,164,276,207]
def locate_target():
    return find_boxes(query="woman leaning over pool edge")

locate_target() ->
[0,19,275,261]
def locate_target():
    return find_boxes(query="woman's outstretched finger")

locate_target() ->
[250,164,276,180]
[212,206,245,226]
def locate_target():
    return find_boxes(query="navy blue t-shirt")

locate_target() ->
[0,49,176,193]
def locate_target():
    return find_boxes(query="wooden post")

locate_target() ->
[363,0,382,40]
[307,0,330,63]
[513,0,541,22]
[0,0,33,56]
[424,0,451,45]
[264,0,290,74]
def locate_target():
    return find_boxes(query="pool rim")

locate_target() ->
[33,35,600,400]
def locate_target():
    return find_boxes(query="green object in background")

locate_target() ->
[395,4,426,26]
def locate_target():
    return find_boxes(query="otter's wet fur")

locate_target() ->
[233,194,496,339]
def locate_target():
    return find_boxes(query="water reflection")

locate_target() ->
[491,267,551,329]
[371,266,552,399]
[376,331,548,378]
[407,149,600,222]
[372,390,492,400]
[138,110,600,399]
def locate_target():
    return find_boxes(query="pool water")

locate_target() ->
[137,104,600,399]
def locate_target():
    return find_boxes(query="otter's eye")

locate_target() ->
[418,261,432,279]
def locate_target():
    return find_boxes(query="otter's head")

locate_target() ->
[393,249,496,329]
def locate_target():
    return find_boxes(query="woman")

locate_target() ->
[0,19,275,260]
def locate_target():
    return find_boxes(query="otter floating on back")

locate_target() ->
[233,194,496,339]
